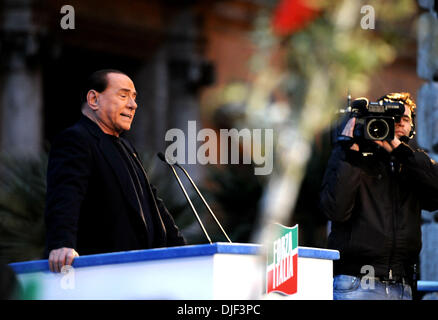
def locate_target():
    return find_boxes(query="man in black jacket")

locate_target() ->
[320,92,438,299]
[45,69,185,272]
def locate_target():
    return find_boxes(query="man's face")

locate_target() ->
[395,105,412,139]
[93,73,137,136]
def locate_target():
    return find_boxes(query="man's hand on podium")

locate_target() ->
[48,247,79,273]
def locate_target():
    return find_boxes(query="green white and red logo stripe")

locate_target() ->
[266,224,298,295]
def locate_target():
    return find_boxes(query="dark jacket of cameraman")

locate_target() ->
[320,141,438,281]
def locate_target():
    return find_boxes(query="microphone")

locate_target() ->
[157,152,212,244]
[157,152,232,243]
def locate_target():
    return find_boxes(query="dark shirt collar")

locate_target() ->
[79,114,128,140]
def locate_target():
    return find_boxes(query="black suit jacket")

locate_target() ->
[45,115,185,257]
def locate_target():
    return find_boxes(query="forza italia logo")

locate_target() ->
[266,224,298,295]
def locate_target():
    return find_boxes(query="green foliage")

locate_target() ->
[0,154,47,264]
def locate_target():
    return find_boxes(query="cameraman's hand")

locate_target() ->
[374,137,401,153]
[341,117,359,151]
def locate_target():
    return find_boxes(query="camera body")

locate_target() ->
[338,97,405,142]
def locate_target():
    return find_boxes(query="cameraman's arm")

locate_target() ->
[392,142,438,211]
[320,144,362,222]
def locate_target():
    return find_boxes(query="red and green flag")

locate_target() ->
[266,224,298,295]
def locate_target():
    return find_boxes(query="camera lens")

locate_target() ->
[366,118,389,140]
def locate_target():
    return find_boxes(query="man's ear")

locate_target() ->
[87,90,99,110]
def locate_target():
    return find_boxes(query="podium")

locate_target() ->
[9,243,339,300]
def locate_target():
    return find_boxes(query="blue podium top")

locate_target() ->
[417,281,438,292]
[9,243,339,274]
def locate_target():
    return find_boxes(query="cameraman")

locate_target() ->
[320,92,438,300]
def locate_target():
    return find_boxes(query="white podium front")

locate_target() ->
[9,243,339,300]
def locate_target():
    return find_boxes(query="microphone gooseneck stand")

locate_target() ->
[157,152,232,244]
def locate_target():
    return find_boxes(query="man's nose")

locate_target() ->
[128,97,137,109]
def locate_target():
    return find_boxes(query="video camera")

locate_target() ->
[335,95,405,142]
